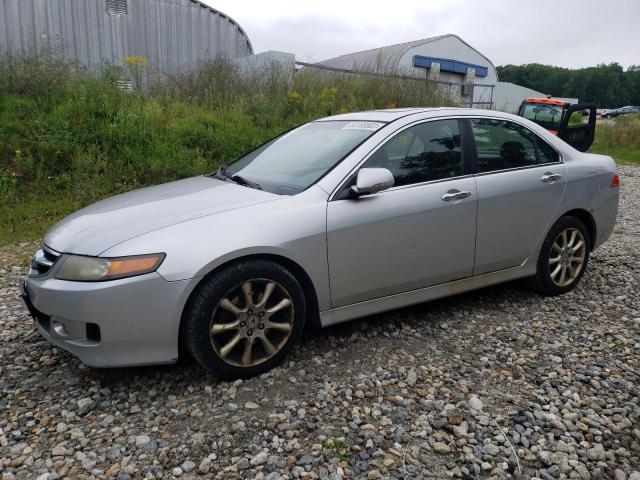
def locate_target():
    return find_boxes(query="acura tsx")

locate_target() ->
[22,108,619,378]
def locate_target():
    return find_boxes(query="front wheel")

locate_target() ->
[530,216,591,296]
[183,260,306,378]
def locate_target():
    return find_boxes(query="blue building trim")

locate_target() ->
[413,55,488,78]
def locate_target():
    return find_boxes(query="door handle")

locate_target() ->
[541,173,562,183]
[442,190,472,201]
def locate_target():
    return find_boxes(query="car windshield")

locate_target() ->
[222,120,384,195]
[519,103,564,130]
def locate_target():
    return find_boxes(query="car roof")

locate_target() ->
[313,107,571,155]
[314,107,434,122]
[314,107,523,123]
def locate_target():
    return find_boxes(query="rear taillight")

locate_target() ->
[611,173,619,188]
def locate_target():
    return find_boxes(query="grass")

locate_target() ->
[589,114,640,165]
[0,54,454,244]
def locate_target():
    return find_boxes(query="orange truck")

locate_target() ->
[518,97,596,152]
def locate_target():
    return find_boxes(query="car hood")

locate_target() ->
[44,176,281,256]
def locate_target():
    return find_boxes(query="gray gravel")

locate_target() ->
[1,166,639,479]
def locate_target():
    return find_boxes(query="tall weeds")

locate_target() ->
[597,114,640,150]
[591,114,640,165]
[0,53,453,242]
[151,59,454,125]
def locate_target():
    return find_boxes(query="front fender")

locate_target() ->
[101,186,332,310]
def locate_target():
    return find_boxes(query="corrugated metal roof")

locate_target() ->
[317,34,495,75]
[0,0,253,76]
[317,35,450,72]
[188,0,253,53]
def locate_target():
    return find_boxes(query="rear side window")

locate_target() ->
[471,119,538,172]
[471,119,559,172]
[363,119,463,187]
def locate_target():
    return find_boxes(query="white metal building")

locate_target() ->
[318,34,498,108]
[493,82,545,113]
[0,0,253,79]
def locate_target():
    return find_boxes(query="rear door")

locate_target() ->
[469,118,566,275]
[559,104,596,152]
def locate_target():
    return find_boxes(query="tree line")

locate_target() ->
[496,63,640,108]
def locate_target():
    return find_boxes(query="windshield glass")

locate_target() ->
[223,120,384,195]
[519,103,564,130]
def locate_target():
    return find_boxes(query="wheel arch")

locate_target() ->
[179,253,322,349]
[558,208,597,251]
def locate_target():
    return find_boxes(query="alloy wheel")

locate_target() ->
[209,279,294,367]
[548,228,586,287]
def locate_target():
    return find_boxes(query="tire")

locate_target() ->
[183,260,306,379]
[530,216,591,296]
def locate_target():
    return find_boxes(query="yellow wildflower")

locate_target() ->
[122,55,149,70]
[287,91,303,105]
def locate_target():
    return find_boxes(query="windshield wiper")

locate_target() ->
[230,174,262,190]
[213,166,262,190]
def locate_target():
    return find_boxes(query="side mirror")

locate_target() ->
[351,168,395,196]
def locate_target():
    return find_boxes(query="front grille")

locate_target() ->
[30,246,61,276]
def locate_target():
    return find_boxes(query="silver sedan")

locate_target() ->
[22,108,619,378]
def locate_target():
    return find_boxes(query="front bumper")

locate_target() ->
[22,272,196,367]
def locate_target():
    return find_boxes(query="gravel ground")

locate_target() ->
[1,166,639,480]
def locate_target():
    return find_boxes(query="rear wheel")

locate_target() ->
[530,216,591,295]
[184,260,306,378]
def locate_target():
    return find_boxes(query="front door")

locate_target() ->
[326,119,478,308]
[469,118,566,274]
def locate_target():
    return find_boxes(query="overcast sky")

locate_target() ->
[203,0,639,69]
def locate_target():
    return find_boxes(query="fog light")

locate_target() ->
[49,316,87,340]
[51,320,69,337]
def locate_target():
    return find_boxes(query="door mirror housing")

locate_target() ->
[351,168,395,196]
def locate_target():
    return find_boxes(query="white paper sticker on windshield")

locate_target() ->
[342,121,385,131]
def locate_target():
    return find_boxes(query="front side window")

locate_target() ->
[225,120,383,195]
[471,119,541,172]
[362,119,463,187]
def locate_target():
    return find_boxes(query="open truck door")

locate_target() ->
[518,98,596,152]
[559,104,596,152]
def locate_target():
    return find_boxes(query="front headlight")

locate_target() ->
[55,253,165,281]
